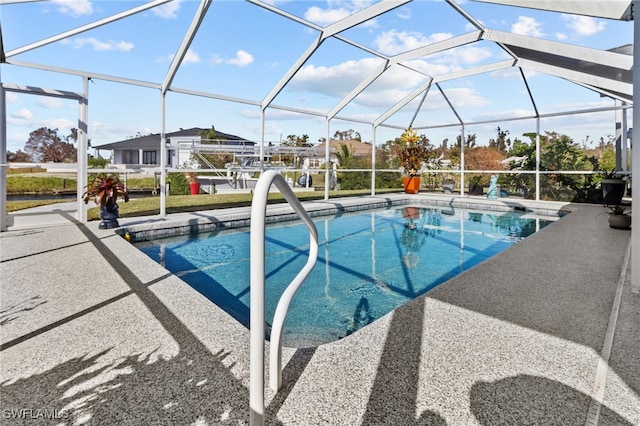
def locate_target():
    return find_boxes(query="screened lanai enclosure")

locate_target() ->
[0,0,638,284]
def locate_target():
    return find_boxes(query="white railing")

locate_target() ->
[249,170,319,426]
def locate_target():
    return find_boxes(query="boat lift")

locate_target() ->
[179,140,323,191]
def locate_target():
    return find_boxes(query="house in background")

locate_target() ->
[307,139,373,168]
[94,127,254,169]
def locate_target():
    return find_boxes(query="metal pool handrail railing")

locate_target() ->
[249,170,319,426]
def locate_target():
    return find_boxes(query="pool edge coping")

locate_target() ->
[117,193,575,242]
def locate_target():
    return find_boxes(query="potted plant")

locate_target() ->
[398,127,434,194]
[82,173,130,229]
[186,172,201,195]
[442,174,456,194]
[572,156,602,203]
[607,204,631,230]
[468,175,484,195]
[402,206,420,220]
[599,168,627,206]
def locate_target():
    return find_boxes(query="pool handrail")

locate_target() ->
[249,170,319,426]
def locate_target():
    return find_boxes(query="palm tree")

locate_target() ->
[334,143,354,168]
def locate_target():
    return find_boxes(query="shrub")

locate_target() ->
[88,156,110,168]
[168,172,190,195]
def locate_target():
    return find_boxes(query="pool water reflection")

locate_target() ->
[136,206,557,347]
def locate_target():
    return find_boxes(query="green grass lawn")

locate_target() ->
[6,199,75,212]
[7,174,405,218]
[6,186,402,220]
[7,175,157,194]
[6,176,75,193]
[86,188,400,220]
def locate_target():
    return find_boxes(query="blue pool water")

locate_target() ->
[136,205,558,347]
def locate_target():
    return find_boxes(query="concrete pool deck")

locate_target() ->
[1,194,638,425]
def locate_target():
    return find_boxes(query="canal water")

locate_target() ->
[7,192,154,201]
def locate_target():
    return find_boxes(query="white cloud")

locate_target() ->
[227,50,254,67]
[401,44,493,77]
[432,45,493,65]
[375,30,453,55]
[405,60,453,77]
[465,21,482,32]
[6,117,27,127]
[162,49,201,64]
[556,32,568,41]
[512,16,544,37]
[49,118,75,130]
[472,107,533,122]
[337,0,374,10]
[52,0,92,17]
[396,9,411,20]
[64,37,134,52]
[6,92,19,104]
[243,121,284,140]
[153,0,183,19]
[183,49,201,64]
[290,57,385,98]
[37,98,65,109]
[8,110,75,132]
[442,87,490,109]
[262,0,291,5]
[287,59,441,111]
[562,14,606,36]
[11,108,33,120]
[209,55,225,66]
[210,50,254,67]
[304,1,374,26]
[167,48,201,64]
[288,54,495,111]
[90,122,154,147]
[305,6,351,25]
[487,66,540,82]
[244,108,320,124]
[356,83,490,112]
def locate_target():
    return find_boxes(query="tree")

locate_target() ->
[334,143,369,190]
[334,143,355,168]
[24,127,77,162]
[464,147,506,171]
[200,125,219,142]
[282,134,311,147]
[582,134,616,171]
[88,155,110,168]
[488,126,511,154]
[445,133,476,168]
[195,125,234,168]
[275,134,311,167]
[455,133,477,148]
[6,150,32,162]
[332,129,361,141]
[374,144,402,188]
[504,131,596,201]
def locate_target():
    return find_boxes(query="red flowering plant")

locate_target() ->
[82,173,130,206]
[396,127,435,177]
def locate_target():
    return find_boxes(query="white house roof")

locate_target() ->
[315,139,373,158]
[94,127,253,151]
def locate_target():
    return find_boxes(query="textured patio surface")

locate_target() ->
[1,194,638,425]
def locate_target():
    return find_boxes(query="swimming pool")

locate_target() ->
[136,205,559,347]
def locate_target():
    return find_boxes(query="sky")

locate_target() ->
[0,0,634,156]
